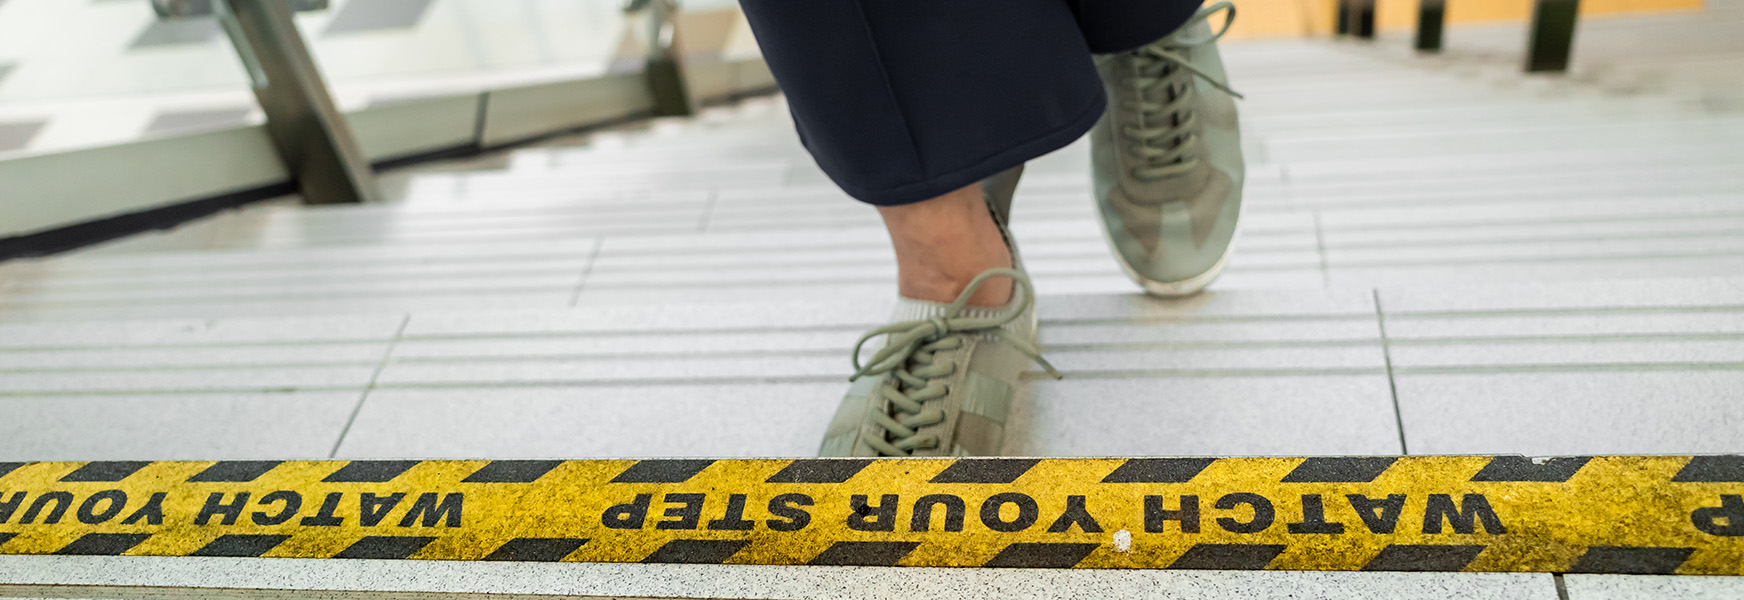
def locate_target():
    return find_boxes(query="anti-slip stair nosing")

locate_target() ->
[0,456,1738,574]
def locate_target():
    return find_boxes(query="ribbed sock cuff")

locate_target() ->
[891,284,1033,339]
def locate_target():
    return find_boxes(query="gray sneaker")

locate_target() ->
[818,266,1058,457]
[1090,2,1245,297]
[819,178,1058,457]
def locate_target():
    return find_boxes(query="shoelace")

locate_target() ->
[1122,1,1243,181]
[848,269,1062,456]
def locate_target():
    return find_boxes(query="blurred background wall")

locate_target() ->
[0,0,759,157]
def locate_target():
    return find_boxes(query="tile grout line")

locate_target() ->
[328,314,411,458]
[1553,574,1570,600]
[568,238,606,307]
[1372,288,1409,455]
[1313,210,1331,287]
[696,188,721,233]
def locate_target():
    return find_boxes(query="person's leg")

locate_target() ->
[737,0,1104,205]
[737,1,1088,456]
[1070,0,1207,54]
[878,183,1013,307]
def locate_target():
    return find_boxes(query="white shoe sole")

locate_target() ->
[1097,197,1242,298]
[1111,243,1233,298]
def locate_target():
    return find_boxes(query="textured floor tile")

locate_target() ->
[334,384,844,458]
[1383,312,1744,339]
[574,282,898,305]
[1394,372,1744,455]
[0,365,378,395]
[0,341,385,370]
[0,315,403,348]
[1378,277,1744,313]
[0,556,1563,599]
[1564,575,1744,599]
[1005,375,1401,456]
[1318,194,1743,231]
[0,273,583,305]
[391,329,858,360]
[374,353,843,385]
[1041,287,1376,319]
[0,293,568,323]
[0,392,358,460]
[1330,259,1744,289]
[401,298,891,336]
[1388,339,1744,368]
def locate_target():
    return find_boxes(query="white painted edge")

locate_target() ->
[0,556,1559,600]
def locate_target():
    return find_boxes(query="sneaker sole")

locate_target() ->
[1110,241,1233,298]
[1098,198,1243,298]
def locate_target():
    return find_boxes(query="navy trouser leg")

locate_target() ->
[1071,0,1208,53]
[738,0,1201,206]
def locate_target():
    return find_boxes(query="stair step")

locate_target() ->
[1,276,1740,461]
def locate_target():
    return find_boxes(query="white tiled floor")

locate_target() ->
[3,6,1744,598]
[0,556,1563,600]
[0,8,1740,460]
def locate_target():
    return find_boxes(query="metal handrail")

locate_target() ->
[1336,0,1582,72]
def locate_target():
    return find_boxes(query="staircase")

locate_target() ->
[1,5,1742,598]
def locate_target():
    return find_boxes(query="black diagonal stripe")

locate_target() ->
[464,460,564,483]
[1568,546,1694,575]
[1281,457,1397,483]
[1672,455,1744,482]
[1362,545,1486,572]
[1101,458,1216,483]
[610,460,716,484]
[60,461,152,482]
[1470,456,1590,482]
[1168,544,1286,570]
[55,533,150,556]
[191,534,290,557]
[188,461,283,483]
[0,533,15,548]
[808,541,920,566]
[322,461,421,483]
[640,539,749,564]
[983,543,1099,568]
[483,538,589,562]
[333,536,436,560]
[929,459,1041,484]
[0,462,24,479]
[766,459,874,484]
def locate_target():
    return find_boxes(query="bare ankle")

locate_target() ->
[877,183,1014,306]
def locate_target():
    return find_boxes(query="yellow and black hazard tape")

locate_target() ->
[0,456,1741,574]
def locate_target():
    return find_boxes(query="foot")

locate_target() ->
[818,267,1058,457]
[1090,2,1245,297]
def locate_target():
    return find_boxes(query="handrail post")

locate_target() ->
[1415,0,1446,52]
[632,0,696,117]
[1351,0,1378,39]
[216,0,380,205]
[1526,0,1581,72]
[1335,0,1353,35]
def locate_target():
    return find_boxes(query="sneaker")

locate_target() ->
[818,266,1059,457]
[1090,1,1245,297]
[818,177,1056,458]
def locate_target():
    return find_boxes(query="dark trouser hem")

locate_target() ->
[1073,0,1208,54]
[836,92,1106,207]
